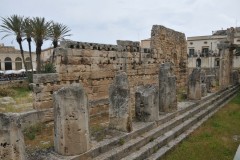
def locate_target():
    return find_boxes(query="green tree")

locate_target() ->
[30,17,51,73]
[0,15,28,73]
[22,17,34,80]
[49,22,71,63]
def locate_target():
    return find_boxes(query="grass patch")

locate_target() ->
[0,86,32,113]
[24,122,54,151]
[177,87,187,102]
[162,91,240,160]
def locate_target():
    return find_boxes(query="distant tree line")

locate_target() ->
[0,15,71,82]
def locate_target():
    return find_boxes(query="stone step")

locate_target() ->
[123,86,239,160]
[70,85,237,160]
[92,86,238,160]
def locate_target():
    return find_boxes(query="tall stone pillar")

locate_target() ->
[135,84,159,122]
[53,85,90,156]
[188,68,201,100]
[218,28,236,89]
[159,62,177,112]
[109,71,132,132]
[0,113,26,160]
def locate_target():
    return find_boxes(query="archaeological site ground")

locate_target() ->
[0,25,240,160]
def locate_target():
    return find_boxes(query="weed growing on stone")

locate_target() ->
[118,138,125,145]
[24,123,46,140]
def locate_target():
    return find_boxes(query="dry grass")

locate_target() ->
[24,122,54,152]
[162,92,240,160]
[0,86,33,113]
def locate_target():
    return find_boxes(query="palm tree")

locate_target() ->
[31,17,51,73]
[0,15,28,73]
[23,17,34,74]
[49,22,71,63]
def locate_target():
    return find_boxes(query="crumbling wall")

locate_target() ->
[151,25,188,89]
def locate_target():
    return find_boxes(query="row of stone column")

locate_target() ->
[53,62,177,156]
[0,62,177,158]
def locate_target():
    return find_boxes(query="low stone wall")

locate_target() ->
[0,80,29,88]
[18,108,53,130]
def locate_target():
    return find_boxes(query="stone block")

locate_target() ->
[0,113,26,160]
[53,84,90,156]
[159,63,177,112]
[33,73,60,84]
[231,70,239,85]
[135,84,159,122]
[188,68,201,100]
[201,83,207,97]
[109,72,132,132]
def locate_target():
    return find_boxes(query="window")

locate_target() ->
[215,58,220,67]
[190,42,193,45]
[25,57,31,70]
[189,48,195,56]
[202,47,209,54]
[5,57,12,70]
[15,57,22,70]
[204,41,208,44]
[196,58,201,68]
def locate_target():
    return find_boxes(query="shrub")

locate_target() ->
[41,63,56,73]
[23,123,45,140]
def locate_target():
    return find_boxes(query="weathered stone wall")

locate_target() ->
[151,25,188,88]
[32,25,188,120]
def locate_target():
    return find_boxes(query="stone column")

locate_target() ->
[53,84,90,156]
[0,113,26,160]
[109,71,132,132]
[188,68,201,100]
[159,62,177,112]
[231,70,239,85]
[135,84,159,122]
[200,70,207,97]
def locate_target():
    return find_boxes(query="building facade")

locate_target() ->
[187,27,240,70]
[0,43,53,71]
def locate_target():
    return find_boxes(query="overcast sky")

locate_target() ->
[0,0,239,50]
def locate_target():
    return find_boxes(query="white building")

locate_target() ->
[0,43,53,71]
[187,27,240,69]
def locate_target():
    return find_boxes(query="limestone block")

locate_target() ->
[90,71,114,79]
[135,84,159,122]
[159,63,177,112]
[53,84,90,156]
[201,83,207,97]
[0,113,26,160]
[188,68,201,100]
[109,72,132,132]
[231,70,239,85]
[206,75,214,93]
[33,100,53,109]
[0,97,16,105]
[33,73,60,84]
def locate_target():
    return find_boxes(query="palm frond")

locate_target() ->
[0,15,24,39]
[49,22,71,41]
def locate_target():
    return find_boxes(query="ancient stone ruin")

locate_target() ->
[109,72,132,132]
[135,84,159,122]
[9,24,238,159]
[31,25,188,123]
[188,68,202,100]
[53,84,90,155]
[159,62,177,112]
[0,113,26,160]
